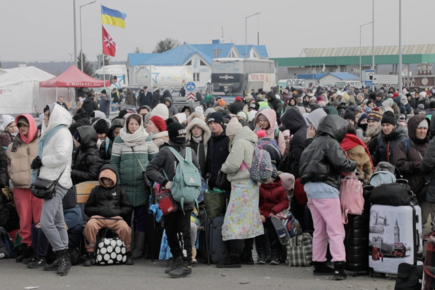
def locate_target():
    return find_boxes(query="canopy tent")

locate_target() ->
[39,65,110,87]
[0,66,73,114]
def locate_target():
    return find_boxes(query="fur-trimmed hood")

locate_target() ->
[186,117,211,144]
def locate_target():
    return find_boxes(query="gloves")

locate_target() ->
[30,156,43,169]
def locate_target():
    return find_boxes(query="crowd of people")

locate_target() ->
[1,84,435,280]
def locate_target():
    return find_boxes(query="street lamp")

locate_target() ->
[372,0,375,71]
[73,0,77,67]
[80,1,96,72]
[398,0,402,91]
[245,12,260,58]
[360,22,373,82]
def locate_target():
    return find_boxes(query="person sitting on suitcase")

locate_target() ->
[83,164,134,266]
[256,165,289,265]
[299,115,357,280]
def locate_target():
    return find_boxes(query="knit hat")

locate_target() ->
[248,110,257,122]
[226,117,242,136]
[306,108,327,130]
[381,111,396,126]
[207,112,225,129]
[150,115,167,132]
[418,119,429,129]
[237,111,248,121]
[101,89,107,95]
[393,92,400,98]
[218,99,226,107]
[151,104,169,120]
[204,108,215,117]
[418,104,425,110]
[195,106,204,117]
[279,173,295,191]
[1,115,15,131]
[343,111,356,122]
[167,121,186,141]
[73,130,81,143]
[93,119,109,134]
[401,95,408,102]
[358,113,368,123]
[368,111,382,123]
[235,96,243,102]
[173,113,187,123]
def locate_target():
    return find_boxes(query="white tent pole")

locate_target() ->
[56,87,58,101]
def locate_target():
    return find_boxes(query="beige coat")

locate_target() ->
[6,138,39,188]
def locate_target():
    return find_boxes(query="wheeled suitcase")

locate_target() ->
[368,205,423,276]
[207,216,227,264]
[344,214,369,276]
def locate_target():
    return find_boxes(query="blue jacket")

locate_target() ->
[64,205,83,232]
[99,97,111,116]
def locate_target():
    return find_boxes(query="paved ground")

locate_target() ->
[0,259,395,290]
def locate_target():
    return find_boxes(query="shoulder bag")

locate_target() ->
[131,147,152,188]
[30,168,66,200]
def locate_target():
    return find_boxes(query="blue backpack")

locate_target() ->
[0,227,14,259]
[166,147,201,211]
[241,143,274,183]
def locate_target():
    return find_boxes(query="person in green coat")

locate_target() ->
[111,114,157,259]
[204,91,214,108]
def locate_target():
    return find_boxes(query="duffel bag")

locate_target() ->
[285,232,312,267]
[367,182,415,206]
[94,228,127,265]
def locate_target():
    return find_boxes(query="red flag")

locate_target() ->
[102,26,116,57]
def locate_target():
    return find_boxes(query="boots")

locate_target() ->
[313,261,335,275]
[125,252,134,265]
[168,256,191,278]
[83,252,94,267]
[216,255,241,268]
[16,245,34,263]
[165,256,181,274]
[27,256,47,269]
[132,232,145,259]
[240,251,254,265]
[56,249,72,276]
[43,259,59,271]
[333,262,347,280]
[191,248,197,264]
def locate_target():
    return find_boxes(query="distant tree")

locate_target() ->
[152,38,180,53]
[96,53,110,69]
[134,47,142,53]
[77,51,94,76]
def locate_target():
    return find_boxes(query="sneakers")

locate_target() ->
[166,256,191,278]
[240,252,254,265]
[313,261,335,276]
[270,255,280,265]
[83,252,94,267]
[216,256,241,268]
[257,253,267,264]
[333,262,347,280]
[165,256,183,274]
[27,256,47,269]
[16,245,33,263]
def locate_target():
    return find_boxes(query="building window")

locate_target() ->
[200,60,206,66]
[186,60,192,65]
[193,73,200,82]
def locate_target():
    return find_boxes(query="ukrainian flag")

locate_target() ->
[101,5,126,28]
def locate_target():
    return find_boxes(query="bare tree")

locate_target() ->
[77,52,94,76]
[152,38,180,53]
[134,47,142,53]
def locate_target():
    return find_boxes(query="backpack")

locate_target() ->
[0,226,14,258]
[0,188,19,232]
[369,171,397,187]
[167,147,201,211]
[339,173,364,224]
[368,182,415,206]
[242,143,274,183]
[258,138,282,165]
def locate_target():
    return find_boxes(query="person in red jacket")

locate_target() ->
[255,167,289,265]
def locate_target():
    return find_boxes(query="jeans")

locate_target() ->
[31,223,49,257]
[126,205,147,233]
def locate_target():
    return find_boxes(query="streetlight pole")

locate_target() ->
[360,22,373,82]
[398,0,402,91]
[80,1,96,72]
[372,0,375,71]
[73,0,77,66]
[245,12,260,58]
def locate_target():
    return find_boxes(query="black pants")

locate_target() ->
[164,210,192,262]
[255,218,280,255]
[228,238,254,256]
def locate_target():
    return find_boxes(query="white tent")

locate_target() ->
[0,66,74,114]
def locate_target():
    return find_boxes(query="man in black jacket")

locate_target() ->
[205,112,229,189]
[266,91,283,124]
[83,164,134,266]
[71,126,103,185]
[229,96,245,114]
[56,96,69,111]
[151,87,160,109]
[146,121,201,278]
[81,92,98,118]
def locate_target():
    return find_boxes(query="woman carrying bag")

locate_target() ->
[111,114,157,259]
[6,115,40,262]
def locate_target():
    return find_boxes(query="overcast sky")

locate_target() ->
[1,0,434,63]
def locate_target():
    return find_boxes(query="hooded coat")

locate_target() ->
[6,114,38,188]
[267,92,283,124]
[206,129,230,189]
[84,164,133,219]
[372,126,407,165]
[254,108,286,155]
[163,97,178,118]
[99,119,123,164]
[39,103,73,189]
[160,90,173,104]
[125,89,136,106]
[81,96,98,119]
[299,115,357,190]
[151,88,160,109]
[280,108,308,178]
[393,115,429,195]
[221,126,258,182]
[259,178,289,217]
[186,118,211,178]
[71,126,104,185]
[146,140,199,212]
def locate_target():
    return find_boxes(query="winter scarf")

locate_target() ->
[120,126,148,147]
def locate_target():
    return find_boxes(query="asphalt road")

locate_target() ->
[0,258,394,290]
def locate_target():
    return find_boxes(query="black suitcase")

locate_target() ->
[344,214,369,276]
[207,216,227,264]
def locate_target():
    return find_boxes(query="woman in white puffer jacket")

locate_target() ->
[32,103,73,276]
